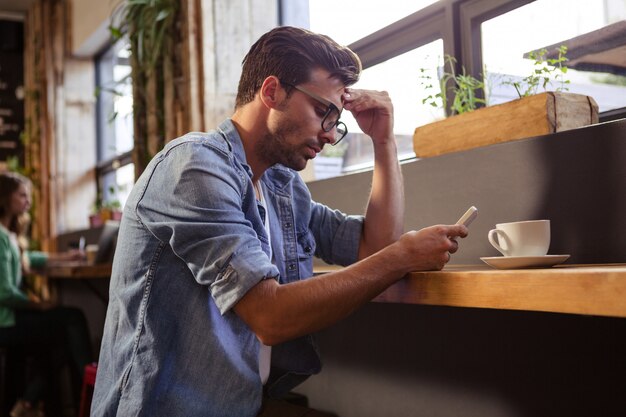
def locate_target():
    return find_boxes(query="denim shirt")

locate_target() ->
[91,119,364,417]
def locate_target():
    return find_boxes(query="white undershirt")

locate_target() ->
[255,182,272,385]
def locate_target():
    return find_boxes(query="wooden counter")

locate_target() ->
[45,262,112,279]
[46,263,626,317]
[315,264,626,318]
[43,262,112,304]
[375,264,626,318]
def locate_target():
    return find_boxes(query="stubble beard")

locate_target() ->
[257,122,310,172]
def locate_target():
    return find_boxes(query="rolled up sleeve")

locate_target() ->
[309,201,364,266]
[135,139,278,314]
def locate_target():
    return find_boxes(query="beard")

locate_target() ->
[256,120,315,172]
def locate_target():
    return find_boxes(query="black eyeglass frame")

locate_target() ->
[280,81,348,145]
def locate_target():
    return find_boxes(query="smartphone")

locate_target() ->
[456,206,478,227]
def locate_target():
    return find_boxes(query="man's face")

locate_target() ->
[257,69,345,171]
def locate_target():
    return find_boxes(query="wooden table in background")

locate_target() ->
[315,264,626,318]
[46,262,112,280]
[44,262,112,303]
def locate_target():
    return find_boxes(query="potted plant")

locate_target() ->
[103,199,123,221]
[89,196,105,228]
[89,186,123,228]
[413,47,599,158]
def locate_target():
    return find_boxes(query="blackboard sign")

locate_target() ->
[0,19,25,168]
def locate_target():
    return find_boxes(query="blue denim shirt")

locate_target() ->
[91,119,364,417]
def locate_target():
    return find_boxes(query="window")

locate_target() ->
[299,0,626,181]
[341,40,445,170]
[481,0,626,112]
[95,38,134,208]
[307,0,441,178]
[308,1,437,46]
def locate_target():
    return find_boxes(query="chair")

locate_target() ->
[78,363,98,417]
[0,345,42,416]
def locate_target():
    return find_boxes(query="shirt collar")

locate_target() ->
[218,119,248,166]
[218,119,295,191]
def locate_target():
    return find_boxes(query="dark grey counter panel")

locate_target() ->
[309,118,626,264]
[303,118,626,417]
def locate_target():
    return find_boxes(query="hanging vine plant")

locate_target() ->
[110,0,180,178]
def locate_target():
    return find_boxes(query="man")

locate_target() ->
[91,26,467,417]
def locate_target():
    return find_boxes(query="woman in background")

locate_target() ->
[0,171,93,417]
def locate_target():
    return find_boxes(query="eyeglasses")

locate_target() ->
[281,81,348,145]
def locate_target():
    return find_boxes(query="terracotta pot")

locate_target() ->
[89,214,104,228]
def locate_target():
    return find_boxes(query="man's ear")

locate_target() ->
[259,76,283,109]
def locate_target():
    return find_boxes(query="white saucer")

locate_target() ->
[480,254,570,270]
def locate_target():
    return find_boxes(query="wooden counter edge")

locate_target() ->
[373,264,626,318]
[45,263,113,279]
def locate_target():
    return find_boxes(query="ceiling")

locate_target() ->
[528,20,626,77]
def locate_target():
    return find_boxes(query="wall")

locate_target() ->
[46,0,111,233]
[57,0,280,232]
[308,120,626,265]
[71,0,117,57]
[200,0,278,128]
[53,58,98,232]
[295,119,626,416]
[55,0,281,355]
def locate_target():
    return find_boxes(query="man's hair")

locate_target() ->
[235,26,362,108]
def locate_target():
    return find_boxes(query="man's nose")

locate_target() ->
[319,127,336,145]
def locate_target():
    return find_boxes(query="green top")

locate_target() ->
[0,224,48,327]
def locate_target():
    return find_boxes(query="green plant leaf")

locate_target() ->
[109,26,123,39]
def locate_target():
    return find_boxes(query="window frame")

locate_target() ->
[348,0,536,116]
[94,37,134,204]
[301,0,625,121]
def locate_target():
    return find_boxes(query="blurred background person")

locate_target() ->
[0,171,93,417]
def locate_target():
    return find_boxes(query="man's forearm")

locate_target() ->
[358,138,405,259]
[236,243,411,346]
[236,223,468,346]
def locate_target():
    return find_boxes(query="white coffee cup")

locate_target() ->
[487,220,550,257]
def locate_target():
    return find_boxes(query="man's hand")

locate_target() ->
[46,249,86,267]
[26,293,57,311]
[391,224,469,272]
[342,88,394,144]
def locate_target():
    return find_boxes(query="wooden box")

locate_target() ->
[412,92,599,158]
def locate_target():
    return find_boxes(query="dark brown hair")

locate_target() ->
[0,171,31,245]
[235,26,362,108]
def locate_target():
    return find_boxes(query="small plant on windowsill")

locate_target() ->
[89,186,123,228]
[504,45,570,98]
[413,46,598,158]
[419,47,569,117]
[419,55,487,116]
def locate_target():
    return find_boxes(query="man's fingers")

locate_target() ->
[448,238,460,254]
[342,89,392,112]
[444,225,466,254]
[447,224,469,239]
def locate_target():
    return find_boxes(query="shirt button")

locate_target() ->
[304,246,312,253]
[288,264,296,271]
[284,223,291,229]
